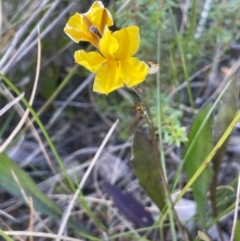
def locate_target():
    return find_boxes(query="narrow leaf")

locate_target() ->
[132,131,165,210]
[183,103,213,228]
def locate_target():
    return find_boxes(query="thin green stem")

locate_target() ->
[156,1,176,239]
[156,14,167,183]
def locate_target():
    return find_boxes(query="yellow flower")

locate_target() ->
[64,1,113,48]
[74,26,149,94]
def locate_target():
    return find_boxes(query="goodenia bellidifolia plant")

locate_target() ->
[64,1,191,240]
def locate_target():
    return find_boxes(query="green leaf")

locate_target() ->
[0,153,94,239]
[183,103,213,228]
[131,131,165,210]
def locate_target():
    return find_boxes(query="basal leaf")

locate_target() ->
[183,103,213,229]
[131,131,165,210]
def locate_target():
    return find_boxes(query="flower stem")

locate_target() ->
[133,86,191,241]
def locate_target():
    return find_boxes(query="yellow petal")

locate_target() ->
[74,50,106,72]
[64,13,88,42]
[98,8,112,35]
[112,26,140,59]
[85,1,113,34]
[120,57,149,87]
[93,61,124,94]
[99,27,119,60]
[64,13,99,47]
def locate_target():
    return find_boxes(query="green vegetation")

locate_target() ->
[1,0,240,240]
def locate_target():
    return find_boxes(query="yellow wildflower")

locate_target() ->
[64,1,113,48]
[74,26,149,94]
